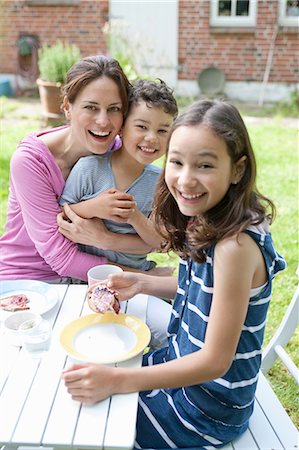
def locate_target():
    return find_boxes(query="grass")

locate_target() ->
[0,96,298,426]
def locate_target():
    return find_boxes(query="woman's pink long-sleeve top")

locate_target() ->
[0,128,119,281]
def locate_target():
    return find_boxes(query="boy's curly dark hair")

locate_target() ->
[152,99,275,262]
[128,79,178,118]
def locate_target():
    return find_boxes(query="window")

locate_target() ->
[25,0,80,5]
[210,0,257,27]
[279,0,299,26]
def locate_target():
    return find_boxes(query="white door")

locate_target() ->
[109,0,178,88]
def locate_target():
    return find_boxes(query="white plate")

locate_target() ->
[0,280,59,320]
[60,312,151,364]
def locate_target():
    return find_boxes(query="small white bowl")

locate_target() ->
[3,311,42,346]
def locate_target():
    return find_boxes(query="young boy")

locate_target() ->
[60,79,178,270]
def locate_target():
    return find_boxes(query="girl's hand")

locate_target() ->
[87,272,142,303]
[57,205,112,247]
[62,363,116,404]
[87,266,175,305]
[106,272,143,301]
[92,188,136,221]
[87,282,119,313]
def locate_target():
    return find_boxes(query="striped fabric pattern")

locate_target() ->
[135,228,286,449]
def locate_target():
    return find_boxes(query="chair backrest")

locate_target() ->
[261,267,299,384]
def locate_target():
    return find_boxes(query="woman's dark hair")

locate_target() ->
[152,99,275,262]
[128,79,178,118]
[62,55,132,117]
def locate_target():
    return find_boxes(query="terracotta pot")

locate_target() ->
[36,78,63,117]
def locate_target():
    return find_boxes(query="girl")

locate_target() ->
[0,55,167,282]
[63,100,286,449]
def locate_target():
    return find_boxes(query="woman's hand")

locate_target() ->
[62,363,116,404]
[57,204,113,247]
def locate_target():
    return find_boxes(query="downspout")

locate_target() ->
[258,24,279,106]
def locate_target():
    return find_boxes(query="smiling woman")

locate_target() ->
[0,55,132,282]
[61,76,124,163]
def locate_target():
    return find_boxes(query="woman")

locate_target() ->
[0,55,138,282]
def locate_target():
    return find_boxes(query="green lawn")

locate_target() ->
[0,96,298,427]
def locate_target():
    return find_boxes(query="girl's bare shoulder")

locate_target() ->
[215,232,266,287]
[216,231,259,254]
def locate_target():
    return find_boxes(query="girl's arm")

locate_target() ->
[63,233,266,403]
[105,270,178,300]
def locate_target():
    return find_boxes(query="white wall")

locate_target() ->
[176,80,299,104]
[109,0,178,87]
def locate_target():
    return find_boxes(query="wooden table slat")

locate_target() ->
[0,352,40,443]
[42,285,88,446]
[73,398,111,448]
[0,341,20,393]
[12,289,80,444]
[103,295,149,449]
[73,294,128,449]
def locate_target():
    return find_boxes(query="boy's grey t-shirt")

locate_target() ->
[59,154,161,270]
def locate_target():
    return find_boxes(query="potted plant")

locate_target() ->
[36,41,81,118]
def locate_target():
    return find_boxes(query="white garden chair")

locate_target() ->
[261,266,299,384]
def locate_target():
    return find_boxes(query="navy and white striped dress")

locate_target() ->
[135,227,286,449]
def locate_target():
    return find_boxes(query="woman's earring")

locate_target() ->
[232,181,238,185]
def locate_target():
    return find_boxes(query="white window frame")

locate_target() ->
[278,0,299,26]
[210,0,257,27]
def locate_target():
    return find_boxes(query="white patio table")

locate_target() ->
[0,283,148,450]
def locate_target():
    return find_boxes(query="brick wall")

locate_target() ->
[0,0,109,75]
[0,0,298,85]
[178,0,298,83]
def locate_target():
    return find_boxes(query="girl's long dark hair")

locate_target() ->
[152,99,275,262]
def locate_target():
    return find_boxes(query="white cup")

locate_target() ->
[18,318,52,359]
[87,264,123,287]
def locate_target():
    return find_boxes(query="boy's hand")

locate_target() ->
[92,188,136,221]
